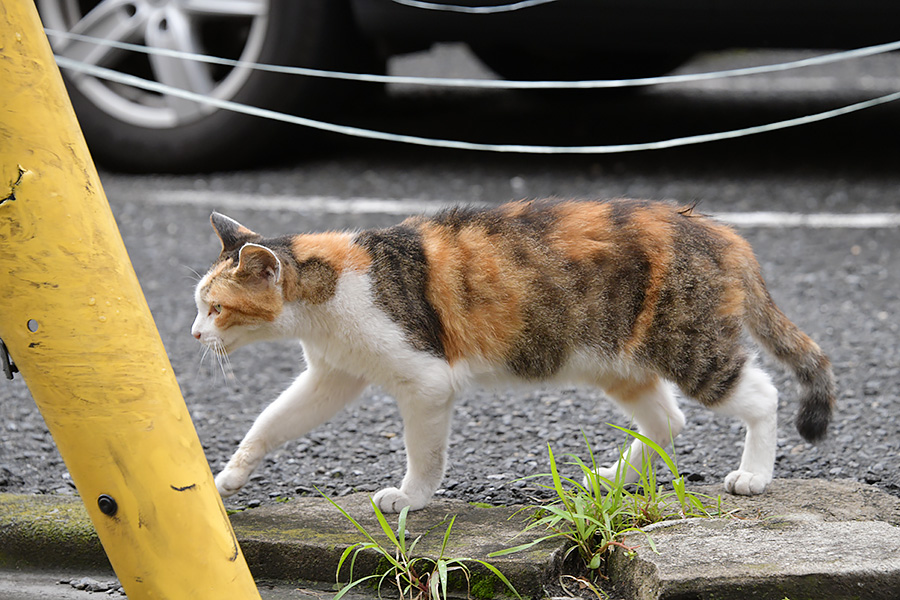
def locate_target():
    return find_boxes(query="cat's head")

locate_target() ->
[191,212,289,354]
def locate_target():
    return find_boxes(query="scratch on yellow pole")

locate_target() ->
[0,3,262,598]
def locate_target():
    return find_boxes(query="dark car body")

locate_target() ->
[40,0,900,171]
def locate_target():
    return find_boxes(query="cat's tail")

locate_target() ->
[742,268,836,442]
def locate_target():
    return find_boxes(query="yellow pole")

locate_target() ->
[0,3,262,598]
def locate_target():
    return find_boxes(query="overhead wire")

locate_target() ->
[44,4,900,156]
[44,29,900,90]
[53,55,900,154]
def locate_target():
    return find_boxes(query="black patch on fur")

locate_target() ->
[794,353,835,442]
[431,205,492,231]
[218,235,300,278]
[607,199,638,227]
[685,351,747,405]
[511,206,561,238]
[355,226,446,358]
[796,387,833,442]
[432,201,560,240]
[669,212,728,268]
[635,216,746,406]
[296,257,338,304]
[505,273,570,379]
[604,242,651,347]
[210,212,260,253]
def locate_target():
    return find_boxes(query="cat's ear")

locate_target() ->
[237,243,282,288]
[211,211,258,252]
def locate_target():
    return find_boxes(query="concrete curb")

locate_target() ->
[610,478,900,600]
[1,479,899,599]
[0,491,565,598]
[228,493,564,597]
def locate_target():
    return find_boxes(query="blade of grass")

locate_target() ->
[466,559,524,600]
[486,530,571,557]
[370,498,404,551]
[607,423,681,477]
[333,574,383,600]
[547,444,573,514]
[436,559,448,600]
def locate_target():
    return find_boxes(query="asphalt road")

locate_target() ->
[1,45,899,519]
[0,569,369,600]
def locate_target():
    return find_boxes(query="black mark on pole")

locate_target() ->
[220,504,240,561]
[170,483,197,492]
[1,166,26,206]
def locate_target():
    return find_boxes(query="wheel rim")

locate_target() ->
[39,0,270,129]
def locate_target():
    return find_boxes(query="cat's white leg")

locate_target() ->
[712,360,778,496]
[215,363,367,497]
[372,381,454,513]
[594,378,686,485]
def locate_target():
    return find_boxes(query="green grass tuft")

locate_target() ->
[320,490,522,600]
[490,427,721,587]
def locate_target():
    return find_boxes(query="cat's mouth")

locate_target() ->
[196,335,231,356]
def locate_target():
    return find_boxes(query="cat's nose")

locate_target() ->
[191,316,202,339]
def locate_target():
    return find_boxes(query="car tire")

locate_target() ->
[40,0,383,173]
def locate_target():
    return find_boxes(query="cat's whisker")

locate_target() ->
[213,340,236,383]
[196,344,212,377]
[182,264,204,282]
[194,340,236,384]
[221,348,236,382]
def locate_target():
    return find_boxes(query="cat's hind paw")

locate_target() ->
[215,468,249,498]
[724,469,771,496]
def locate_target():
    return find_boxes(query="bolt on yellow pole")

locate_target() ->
[0,3,262,598]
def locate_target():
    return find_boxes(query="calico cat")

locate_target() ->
[191,199,835,513]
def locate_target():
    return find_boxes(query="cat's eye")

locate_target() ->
[210,303,223,315]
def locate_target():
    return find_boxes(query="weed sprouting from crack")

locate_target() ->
[321,491,522,600]
[490,427,723,596]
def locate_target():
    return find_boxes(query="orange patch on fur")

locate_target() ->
[601,373,661,403]
[710,221,753,319]
[205,275,281,329]
[549,202,616,261]
[621,205,676,355]
[419,222,525,364]
[497,200,533,219]
[292,233,372,272]
[550,201,674,356]
[203,259,231,288]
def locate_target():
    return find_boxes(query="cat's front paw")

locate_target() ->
[724,469,771,496]
[372,487,431,513]
[215,467,250,498]
[372,487,412,513]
